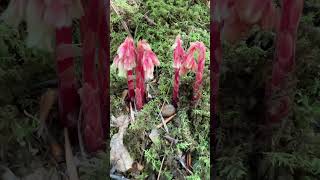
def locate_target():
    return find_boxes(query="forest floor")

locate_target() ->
[110,0,210,179]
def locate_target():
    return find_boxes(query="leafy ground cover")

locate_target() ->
[110,0,210,179]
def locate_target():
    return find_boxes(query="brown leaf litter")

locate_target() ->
[110,115,134,173]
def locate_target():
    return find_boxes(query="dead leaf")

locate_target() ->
[149,129,159,143]
[121,89,128,103]
[112,115,130,128]
[38,88,57,136]
[64,128,80,180]
[110,133,134,172]
[110,115,133,172]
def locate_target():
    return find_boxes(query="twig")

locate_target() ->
[110,1,133,38]
[23,110,38,120]
[160,112,169,134]
[110,174,130,180]
[177,156,193,175]
[156,114,176,129]
[159,108,169,133]
[163,135,179,144]
[157,155,166,180]
[130,102,135,122]
[143,12,156,26]
[156,102,169,132]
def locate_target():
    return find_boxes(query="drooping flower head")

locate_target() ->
[137,40,160,81]
[112,37,136,78]
[180,41,206,76]
[172,35,185,69]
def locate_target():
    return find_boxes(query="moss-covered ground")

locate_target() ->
[111,0,210,179]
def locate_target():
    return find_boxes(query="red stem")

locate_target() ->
[172,68,180,107]
[55,27,79,128]
[136,47,145,110]
[266,0,303,123]
[192,52,205,104]
[80,0,106,153]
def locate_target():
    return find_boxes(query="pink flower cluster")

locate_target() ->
[112,37,160,110]
[172,35,207,107]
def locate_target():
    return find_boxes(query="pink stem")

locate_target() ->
[136,48,145,110]
[266,0,303,123]
[80,0,106,153]
[172,68,180,107]
[127,70,135,102]
[55,27,79,128]
[192,52,205,104]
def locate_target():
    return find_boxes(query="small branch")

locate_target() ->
[163,135,179,144]
[130,102,135,122]
[156,114,176,129]
[159,107,169,133]
[143,12,156,26]
[157,155,166,180]
[177,156,193,175]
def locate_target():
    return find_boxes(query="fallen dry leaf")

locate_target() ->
[149,129,159,143]
[38,88,57,136]
[121,89,128,102]
[110,115,133,172]
[112,115,130,128]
